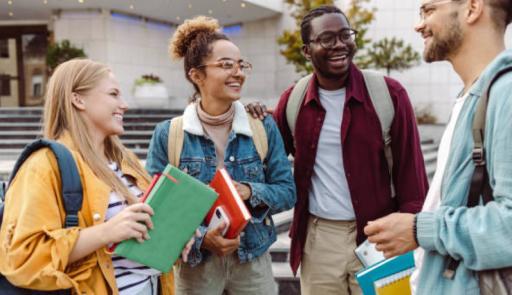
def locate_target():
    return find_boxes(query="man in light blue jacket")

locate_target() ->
[363,0,512,294]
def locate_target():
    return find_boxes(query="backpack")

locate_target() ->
[0,139,83,295]
[441,66,512,294]
[285,70,396,196]
[167,112,268,167]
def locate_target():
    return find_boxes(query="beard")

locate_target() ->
[424,12,464,62]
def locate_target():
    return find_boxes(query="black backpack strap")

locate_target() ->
[7,139,83,228]
[443,65,512,280]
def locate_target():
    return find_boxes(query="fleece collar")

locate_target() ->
[182,100,253,137]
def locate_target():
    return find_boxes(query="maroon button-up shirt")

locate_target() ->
[273,64,428,275]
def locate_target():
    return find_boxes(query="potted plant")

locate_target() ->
[46,40,87,75]
[132,74,169,108]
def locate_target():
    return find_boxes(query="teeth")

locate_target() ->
[227,82,240,87]
[114,114,123,121]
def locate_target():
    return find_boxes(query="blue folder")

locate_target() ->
[355,251,415,295]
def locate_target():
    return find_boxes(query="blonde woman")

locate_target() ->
[0,59,179,294]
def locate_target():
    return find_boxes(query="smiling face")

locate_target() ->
[303,13,356,84]
[76,71,128,140]
[415,0,465,62]
[194,39,246,105]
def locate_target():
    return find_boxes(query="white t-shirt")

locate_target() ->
[308,87,355,220]
[410,93,468,293]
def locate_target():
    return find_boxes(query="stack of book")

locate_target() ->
[113,165,218,272]
[356,251,415,295]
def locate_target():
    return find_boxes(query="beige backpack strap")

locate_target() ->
[168,116,184,167]
[362,70,395,197]
[286,74,313,144]
[247,113,268,163]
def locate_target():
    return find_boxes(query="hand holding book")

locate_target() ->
[202,222,240,256]
[233,181,251,201]
[101,203,154,244]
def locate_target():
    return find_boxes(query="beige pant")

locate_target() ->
[300,216,363,295]
[175,251,277,295]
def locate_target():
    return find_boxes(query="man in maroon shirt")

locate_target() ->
[271,5,428,295]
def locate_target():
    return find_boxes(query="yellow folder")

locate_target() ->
[374,268,413,295]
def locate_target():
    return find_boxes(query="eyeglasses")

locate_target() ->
[309,29,357,49]
[419,0,462,21]
[197,59,253,75]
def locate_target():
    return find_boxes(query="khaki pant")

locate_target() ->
[175,251,277,295]
[301,216,363,295]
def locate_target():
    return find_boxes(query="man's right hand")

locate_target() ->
[202,222,240,256]
[245,101,273,120]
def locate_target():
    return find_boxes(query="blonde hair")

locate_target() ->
[43,59,150,204]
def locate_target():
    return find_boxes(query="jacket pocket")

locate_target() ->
[242,161,265,183]
[179,161,202,178]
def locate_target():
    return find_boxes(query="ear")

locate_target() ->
[465,0,485,24]
[71,92,86,110]
[302,44,312,61]
[188,68,205,86]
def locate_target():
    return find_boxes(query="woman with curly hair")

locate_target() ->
[145,16,296,295]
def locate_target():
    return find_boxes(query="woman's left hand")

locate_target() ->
[181,229,200,263]
[233,181,252,201]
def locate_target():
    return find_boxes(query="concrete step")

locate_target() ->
[423,152,437,165]
[0,130,156,140]
[421,143,438,154]
[0,107,182,116]
[0,114,173,123]
[0,122,163,131]
[273,262,300,295]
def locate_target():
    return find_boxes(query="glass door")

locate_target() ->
[0,38,20,107]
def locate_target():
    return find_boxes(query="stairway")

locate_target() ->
[0,107,181,162]
[0,107,440,294]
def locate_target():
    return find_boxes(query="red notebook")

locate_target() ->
[206,168,252,239]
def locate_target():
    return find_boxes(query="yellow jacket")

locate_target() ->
[0,135,174,294]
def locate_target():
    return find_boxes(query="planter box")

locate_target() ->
[133,83,169,108]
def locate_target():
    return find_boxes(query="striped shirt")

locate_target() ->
[106,162,160,295]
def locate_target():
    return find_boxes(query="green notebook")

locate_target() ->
[114,164,218,272]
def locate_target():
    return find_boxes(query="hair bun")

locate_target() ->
[169,16,221,60]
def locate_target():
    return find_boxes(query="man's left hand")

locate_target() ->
[364,213,418,258]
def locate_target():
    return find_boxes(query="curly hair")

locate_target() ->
[169,16,229,100]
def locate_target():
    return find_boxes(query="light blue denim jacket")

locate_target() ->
[416,50,512,294]
[145,101,296,266]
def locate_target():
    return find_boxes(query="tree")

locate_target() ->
[277,0,335,75]
[364,37,420,75]
[46,40,87,75]
[345,0,375,67]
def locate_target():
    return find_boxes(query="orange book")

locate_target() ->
[206,168,252,239]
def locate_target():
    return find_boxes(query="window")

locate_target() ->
[0,75,11,96]
[0,39,8,58]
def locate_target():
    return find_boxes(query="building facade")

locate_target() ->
[0,0,510,122]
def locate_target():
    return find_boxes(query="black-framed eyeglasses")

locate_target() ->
[309,29,358,49]
[197,59,253,75]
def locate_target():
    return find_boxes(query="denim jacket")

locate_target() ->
[145,101,296,266]
[416,50,512,294]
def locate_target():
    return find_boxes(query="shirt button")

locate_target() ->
[247,253,253,260]
[93,213,101,221]
[229,156,235,162]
